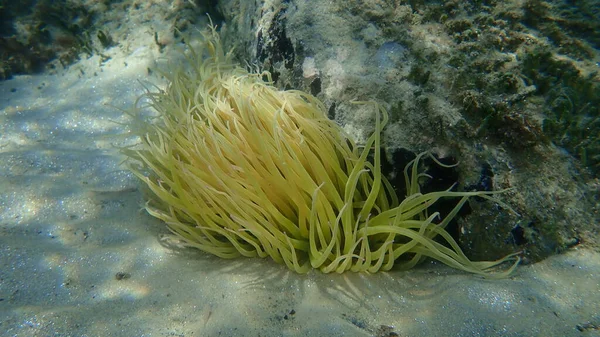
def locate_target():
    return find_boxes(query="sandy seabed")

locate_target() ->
[0,37,599,337]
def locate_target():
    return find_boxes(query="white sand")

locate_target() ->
[1,32,599,337]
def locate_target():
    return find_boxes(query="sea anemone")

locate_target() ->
[123,26,519,276]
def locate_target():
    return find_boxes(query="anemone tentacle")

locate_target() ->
[124,26,519,276]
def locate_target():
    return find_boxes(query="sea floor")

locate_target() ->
[1,34,599,337]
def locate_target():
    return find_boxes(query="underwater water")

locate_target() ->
[0,1,599,336]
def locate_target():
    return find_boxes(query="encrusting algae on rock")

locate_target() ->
[122,26,520,276]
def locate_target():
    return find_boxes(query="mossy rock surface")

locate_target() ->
[216,0,599,264]
[0,0,209,79]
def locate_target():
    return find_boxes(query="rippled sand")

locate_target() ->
[1,30,599,337]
